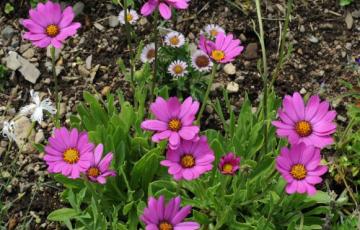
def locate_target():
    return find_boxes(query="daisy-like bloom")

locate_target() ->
[141,0,190,20]
[272,92,337,149]
[168,60,188,77]
[141,43,156,63]
[164,31,185,48]
[276,143,328,196]
[191,50,213,72]
[87,144,116,184]
[355,57,360,64]
[118,9,139,25]
[22,1,81,48]
[1,121,16,142]
[140,196,200,230]
[161,136,215,180]
[218,152,240,175]
[199,33,244,63]
[44,127,94,179]
[201,24,225,38]
[20,90,56,124]
[141,96,200,150]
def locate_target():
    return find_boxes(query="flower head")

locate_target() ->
[141,43,156,63]
[141,96,200,150]
[276,143,328,196]
[165,31,185,48]
[191,50,213,72]
[201,24,225,38]
[161,136,215,180]
[22,1,81,48]
[168,60,188,77]
[272,92,337,149]
[86,144,116,184]
[218,152,240,175]
[141,0,190,20]
[199,32,244,63]
[141,196,200,230]
[44,127,94,179]
[118,9,139,25]
[20,90,56,124]
[1,121,16,142]
[355,57,360,65]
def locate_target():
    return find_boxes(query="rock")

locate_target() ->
[85,55,92,70]
[94,23,105,31]
[73,2,84,16]
[19,44,32,53]
[78,65,90,77]
[139,17,148,26]
[46,46,61,60]
[345,42,352,50]
[223,63,236,75]
[22,48,35,59]
[211,82,223,92]
[4,51,40,83]
[299,25,305,32]
[101,86,111,96]
[307,35,319,43]
[337,115,347,122]
[243,43,258,60]
[4,51,21,70]
[345,12,353,30]
[352,10,360,19]
[226,82,239,93]
[13,116,36,153]
[108,15,120,28]
[300,88,307,94]
[35,130,44,144]
[1,25,16,40]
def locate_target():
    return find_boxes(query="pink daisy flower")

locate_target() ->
[140,195,200,230]
[199,32,244,63]
[276,143,328,196]
[44,127,94,179]
[141,96,200,150]
[160,136,215,181]
[218,152,240,175]
[86,144,116,184]
[141,0,190,20]
[22,1,81,48]
[272,92,337,149]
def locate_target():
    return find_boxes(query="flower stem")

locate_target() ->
[149,10,159,104]
[196,63,217,125]
[50,46,60,128]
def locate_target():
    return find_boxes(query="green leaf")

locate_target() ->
[47,208,78,221]
[5,3,14,14]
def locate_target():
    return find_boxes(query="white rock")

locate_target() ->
[94,23,105,31]
[85,55,92,70]
[4,51,21,70]
[18,59,40,84]
[300,88,307,94]
[226,82,239,93]
[308,35,319,43]
[13,116,36,153]
[22,48,35,59]
[345,12,353,30]
[108,15,120,28]
[224,63,236,75]
[35,130,45,144]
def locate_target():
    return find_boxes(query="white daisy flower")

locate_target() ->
[141,43,156,63]
[168,60,188,77]
[201,24,225,38]
[164,31,185,48]
[191,50,213,72]
[1,121,16,142]
[118,9,139,25]
[20,90,57,124]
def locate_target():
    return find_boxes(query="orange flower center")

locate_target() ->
[169,36,180,46]
[126,14,133,22]
[195,55,210,68]
[159,221,173,230]
[180,154,195,168]
[295,120,312,137]
[46,24,60,37]
[290,164,307,180]
[63,148,79,164]
[210,29,218,37]
[87,167,100,177]
[173,65,184,75]
[168,119,182,131]
[211,50,225,62]
[222,164,233,173]
[147,49,155,59]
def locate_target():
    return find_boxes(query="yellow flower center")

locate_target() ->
[210,29,218,37]
[168,119,182,131]
[87,167,100,177]
[63,148,79,164]
[159,221,173,230]
[46,24,60,37]
[173,65,184,75]
[180,154,195,168]
[211,50,225,62]
[295,120,312,137]
[126,14,133,22]
[222,164,233,173]
[195,55,210,68]
[147,49,155,60]
[290,164,307,180]
[169,36,180,46]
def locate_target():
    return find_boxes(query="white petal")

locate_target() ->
[20,104,36,116]
[40,99,57,114]
[31,107,44,123]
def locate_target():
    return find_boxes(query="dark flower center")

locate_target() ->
[63,148,79,164]
[195,55,210,68]
[168,119,182,131]
[87,167,100,177]
[295,120,312,137]
[46,24,60,37]
[180,154,195,168]
[147,49,155,59]
[290,164,307,180]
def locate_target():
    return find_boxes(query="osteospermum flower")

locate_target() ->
[141,0,190,20]
[199,33,244,63]
[1,121,16,142]
[141,43,156,63]
[87,144,116,184]
[201,24,225,38]
[168,60,188,77]
[191,50,213,72]
[44,127,94,179]
[141,96,200,150]
[276,143,328,196]
[272,92,337,149]
[165,31,185,48]
[118,9,139,25]
[218,152,240,175]
[161,136,215,180]
[22,1,81,48]
[140,196,200,230]
[20,90,56,124]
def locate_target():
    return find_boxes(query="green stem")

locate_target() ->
[196,63,217,124]
[149,10,159,104]
[50,46,60,128]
